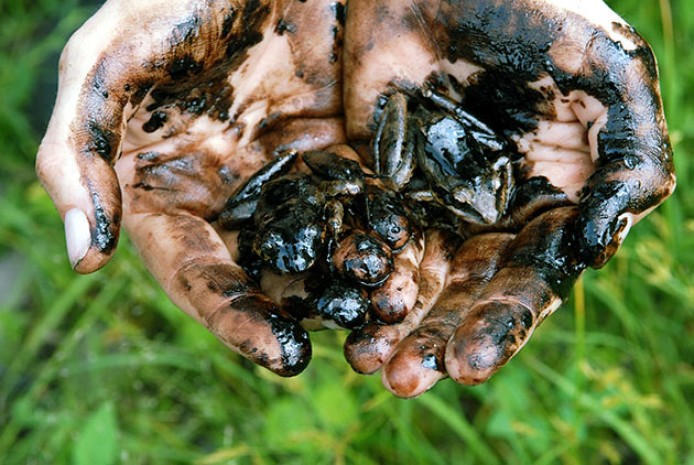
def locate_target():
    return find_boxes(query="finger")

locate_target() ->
[382,233,514,398]
[446,207,586,385]
[127,211,311,376]
[343,0,443,143]
[35,2,130,272]
[501,177,572,229]
[344,230,457,374]
[369,231,425,323]
[569,31,675,268]
[34,0,208,271]
[35,0,274,272]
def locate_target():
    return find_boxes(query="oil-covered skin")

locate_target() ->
[369,228,425,323]
[344,0,675,268]
[376,207,584,395]
[344,230,456,374]
[345,0,676,389]
[37,0,674,381]
[37,0,350,376]
[382,232,514,397]
[374,90,515,225]
[446,207,585,384]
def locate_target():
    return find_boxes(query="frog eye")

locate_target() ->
[389,225,402,235]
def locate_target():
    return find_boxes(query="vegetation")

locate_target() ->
[0,0,691,463]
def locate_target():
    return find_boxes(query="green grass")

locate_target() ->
[0,0,692,464]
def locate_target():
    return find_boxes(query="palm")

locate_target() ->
[115,0,344,220]
[340,0,673,396]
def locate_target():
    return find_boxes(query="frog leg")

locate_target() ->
[324,198,345,271]
[302,150,366,195]
[217,150,298,228]
[372,92,417,190]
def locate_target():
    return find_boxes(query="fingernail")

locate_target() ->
[65,208,91,268]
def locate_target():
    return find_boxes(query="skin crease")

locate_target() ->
[36,0,674,388]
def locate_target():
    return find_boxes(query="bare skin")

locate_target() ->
[36,0,675,387]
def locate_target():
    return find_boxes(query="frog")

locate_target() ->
[221,148,411,285]
[247,171,328,275]
[372,89,515,226]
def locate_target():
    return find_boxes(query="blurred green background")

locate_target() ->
[0,0,691,464]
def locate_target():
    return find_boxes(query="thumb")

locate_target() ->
[35,0,220,272]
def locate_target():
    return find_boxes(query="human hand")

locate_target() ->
[35,0,353,376]
[36,0,674,389]
[341,0,675,397]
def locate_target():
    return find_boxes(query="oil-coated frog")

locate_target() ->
[373,90,515,226]
[222,148,409,285]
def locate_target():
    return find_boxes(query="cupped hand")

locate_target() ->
[36,0,674,387]
[341,0,675,397]
[35,0,352,376]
